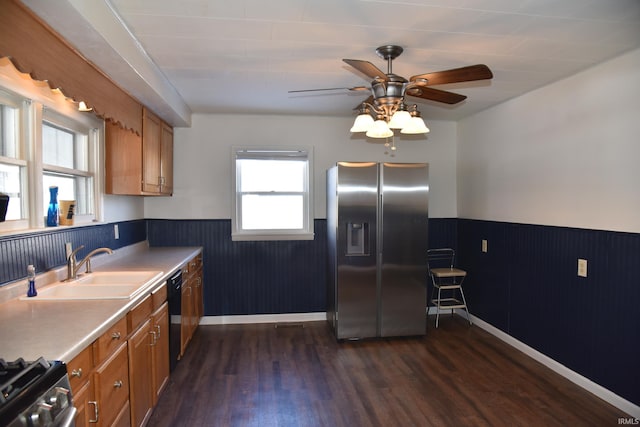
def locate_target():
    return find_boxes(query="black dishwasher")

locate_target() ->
[167,269,182,372]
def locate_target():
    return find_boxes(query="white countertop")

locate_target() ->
[0,242,201,362]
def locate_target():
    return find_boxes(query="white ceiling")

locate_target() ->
[22,0,640,126]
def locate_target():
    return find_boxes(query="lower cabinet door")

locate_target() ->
[73,380,92,427]
[128,319,154,427]
[152,303,170,405]
[94,343,129,427]
[112,401,131,427]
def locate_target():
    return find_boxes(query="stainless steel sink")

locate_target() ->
[22,270,163,301]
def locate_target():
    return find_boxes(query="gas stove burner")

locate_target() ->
[0,357,51,405]
[0,357,73,427]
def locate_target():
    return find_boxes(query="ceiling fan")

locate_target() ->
[289,45,493,139]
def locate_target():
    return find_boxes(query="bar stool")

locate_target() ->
[427,248,471,328]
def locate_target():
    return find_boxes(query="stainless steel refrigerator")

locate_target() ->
[327,162,429,339]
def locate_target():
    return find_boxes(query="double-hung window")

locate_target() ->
[0,90,27,230]
[232,147,314,241]
[42,116,96,222]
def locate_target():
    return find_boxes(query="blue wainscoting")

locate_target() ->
[0,220,147,285]
[147,217,457,317]
[457,219,640,406]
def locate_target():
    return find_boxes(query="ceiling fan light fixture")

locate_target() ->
[388,106,411,129]
[366,119,393,139]
[401,115,430,134]
[350,113,375,133]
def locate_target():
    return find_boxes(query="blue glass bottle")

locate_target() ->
[46,186,59,227]
[27,264,37,297]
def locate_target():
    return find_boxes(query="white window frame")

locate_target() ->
[232,146,314,241]
[41,109,100,225]
[0,60,103,235]
[0,90,29,232]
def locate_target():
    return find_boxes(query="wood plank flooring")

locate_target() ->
[148,317,628,426]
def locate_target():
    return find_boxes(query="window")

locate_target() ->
[42,119,95,220]
[0,62,103,234]
[232,147,314,241]
[0,92,27,229]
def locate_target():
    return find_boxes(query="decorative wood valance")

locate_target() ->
[0,0,142,134]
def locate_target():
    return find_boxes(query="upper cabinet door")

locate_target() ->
[160,122,173,195]
[142,108,162,194]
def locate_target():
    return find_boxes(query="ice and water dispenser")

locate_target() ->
[346,222,369,256]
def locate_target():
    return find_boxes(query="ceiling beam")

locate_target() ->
[21,0,191,127]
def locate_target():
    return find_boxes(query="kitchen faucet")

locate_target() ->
[66,245,113,280]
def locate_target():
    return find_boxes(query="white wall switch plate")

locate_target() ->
[578,258,587,277]
[482,239,488,253]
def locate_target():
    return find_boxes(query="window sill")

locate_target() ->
[232,232,315,242]
[0,219,104,239]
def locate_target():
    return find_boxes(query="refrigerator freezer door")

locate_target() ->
[379,163,429,337]
[334,162,379,339]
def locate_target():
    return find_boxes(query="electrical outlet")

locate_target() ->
[482,239,488,253]
[578,258,587,277]
[114,224,119,240]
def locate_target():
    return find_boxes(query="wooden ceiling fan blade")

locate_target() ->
[343,59,388,81]
[410,64,493,85]
[288,86,368,93]
[406,87,467,104]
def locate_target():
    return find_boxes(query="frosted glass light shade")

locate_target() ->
[400,116,430,134]
[388,110,411,129]
[366,119,393,138]
[350,114,374,133]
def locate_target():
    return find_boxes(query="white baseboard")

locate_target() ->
[199,312,326,325]
[198,309,639,419]
[464,311,640,419]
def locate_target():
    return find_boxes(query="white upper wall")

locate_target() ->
[144,115,458,220]
[457,48,640,233]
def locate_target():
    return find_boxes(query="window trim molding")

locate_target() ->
[231,145,314,241]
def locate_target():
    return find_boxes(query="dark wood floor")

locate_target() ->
[149,317,627,426]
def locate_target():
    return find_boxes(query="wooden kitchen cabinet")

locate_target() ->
[105,107,173,196]
[105,120,143,195]
[68,282,171,427]
[180,271,193,356]
[69,323,130,427]
[160,122,173,195]
[128,295,170,427]
[94,342,130,427]
[151,302,170,405]
[69,345,93,426]
[180,254,203,357]
[142,108,173,195]
[128,319,154,427]
[72,379,93,427]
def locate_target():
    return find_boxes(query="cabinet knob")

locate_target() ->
[149,330,157,346]
[71,368,82,378]
[111,331,121,340]
[113,380,123,388]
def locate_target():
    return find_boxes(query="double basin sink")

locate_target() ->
[23,270,163,301]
